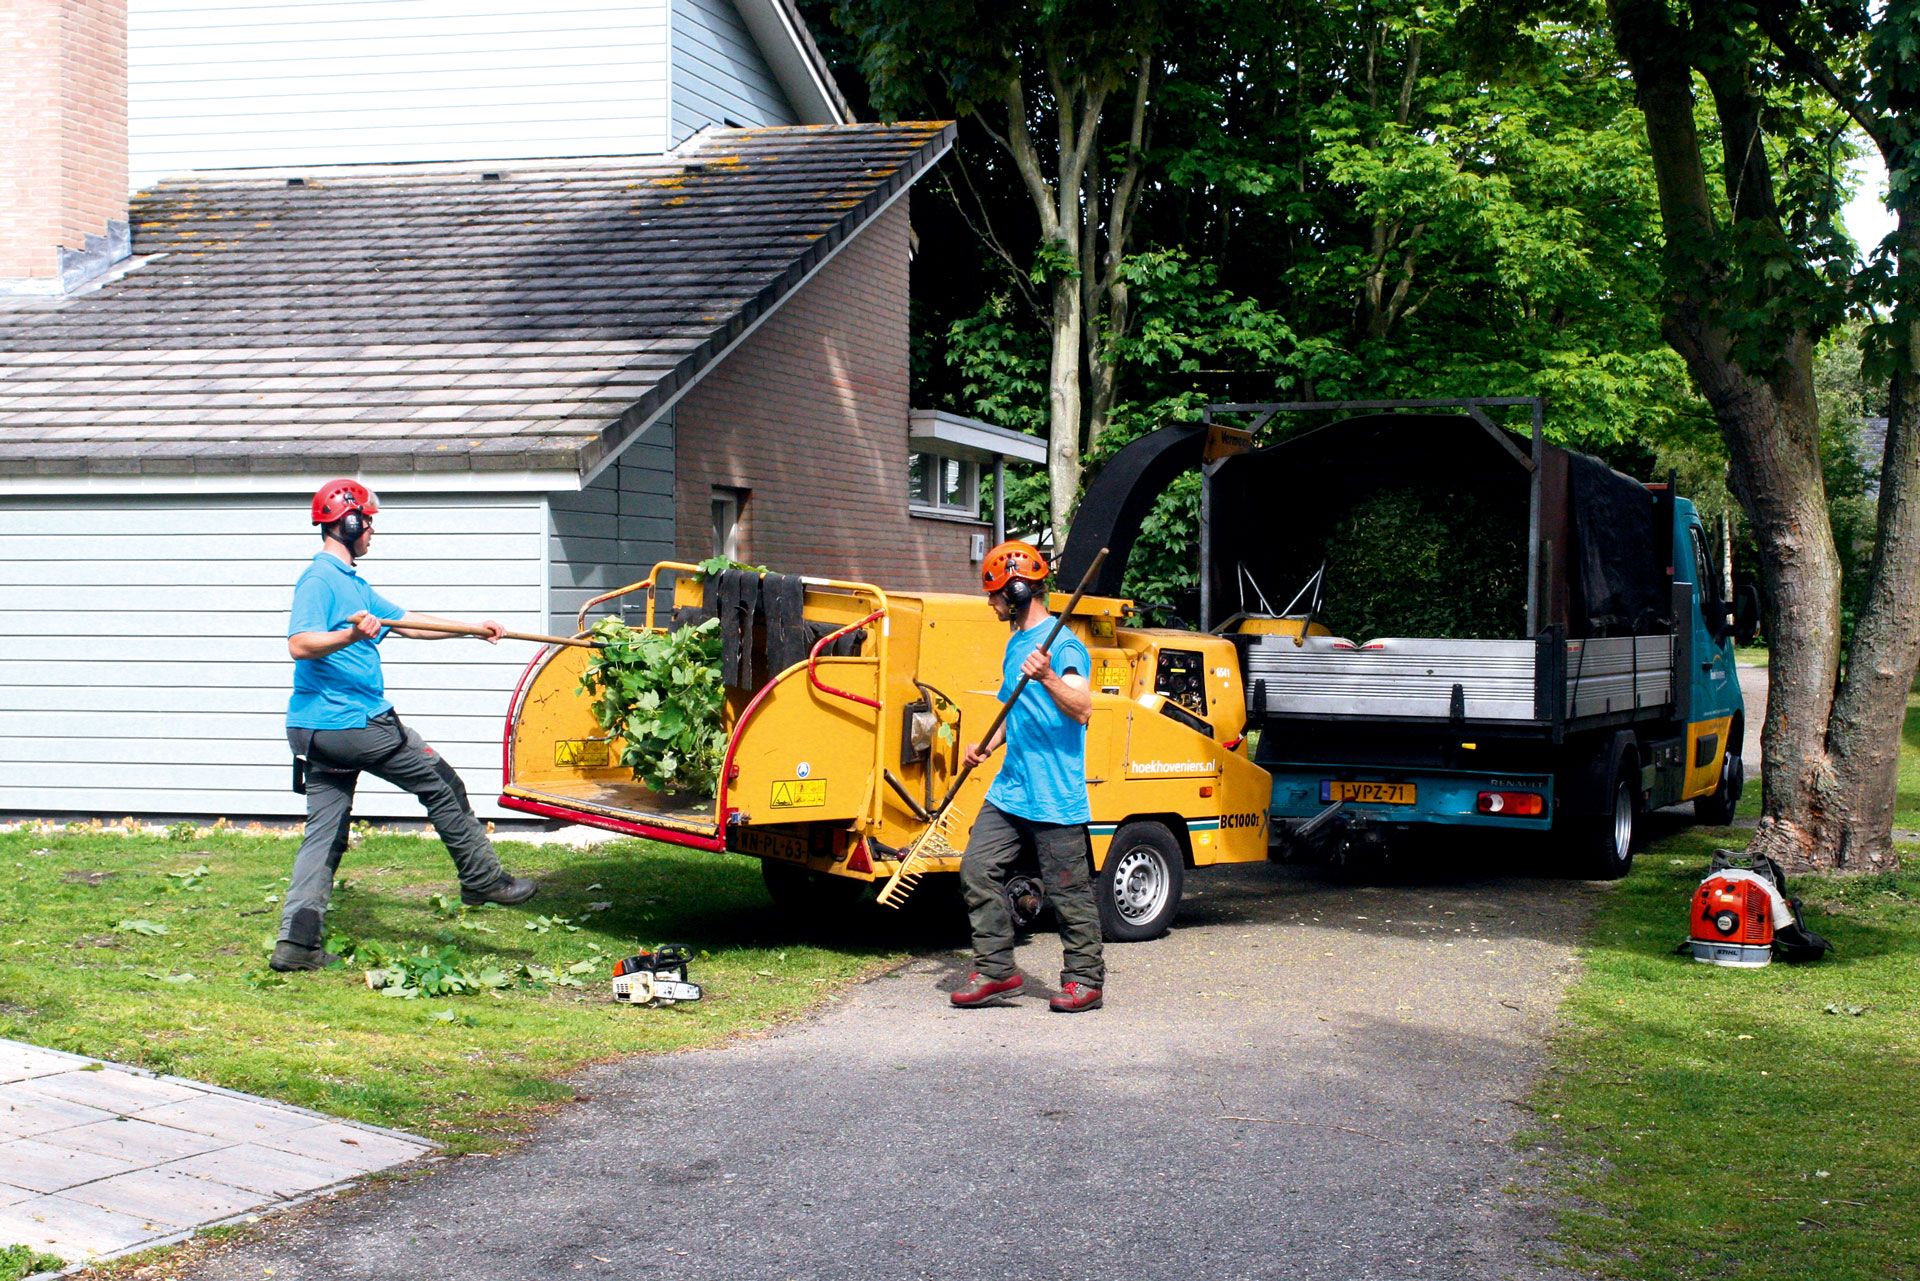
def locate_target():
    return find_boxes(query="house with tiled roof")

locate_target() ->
[0,0,1042,821]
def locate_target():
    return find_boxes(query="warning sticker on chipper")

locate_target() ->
[770,780,827,809]
[555,739,612,768]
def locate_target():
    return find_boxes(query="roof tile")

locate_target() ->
[0,123,952,480]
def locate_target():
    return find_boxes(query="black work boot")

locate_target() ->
[461,874,538,907]
[269,941,342,972]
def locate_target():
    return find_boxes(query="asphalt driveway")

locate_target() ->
[178,857,1600,1281]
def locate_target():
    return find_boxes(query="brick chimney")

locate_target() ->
[0,0,129,292]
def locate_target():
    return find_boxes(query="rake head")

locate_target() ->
[875,805,967,909]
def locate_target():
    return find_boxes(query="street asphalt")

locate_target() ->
[181,856,1602,1281]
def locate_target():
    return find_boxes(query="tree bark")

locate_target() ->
[1611,0,1856,872]
[1824,209,1920,868]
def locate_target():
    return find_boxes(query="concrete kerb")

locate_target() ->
[17,1159,448,1281]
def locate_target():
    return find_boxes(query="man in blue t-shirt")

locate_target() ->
[951,541,1106,1013]
[272,479,538,972]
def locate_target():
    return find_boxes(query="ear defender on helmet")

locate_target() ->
[981,540,1049,617]
[312,479,379,546]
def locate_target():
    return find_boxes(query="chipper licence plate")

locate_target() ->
[1321,780,1416,805]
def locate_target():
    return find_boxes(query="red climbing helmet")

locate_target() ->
[311,479,379,526]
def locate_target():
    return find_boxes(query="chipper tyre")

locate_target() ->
[1096,821,1185,942]
[761,859,873,921]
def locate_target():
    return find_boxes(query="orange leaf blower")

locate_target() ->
[1689,869,1792,968]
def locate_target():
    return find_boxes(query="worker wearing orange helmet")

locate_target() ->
[950,540,1106,1013]
[272,480,538,973]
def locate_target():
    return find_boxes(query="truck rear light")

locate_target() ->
[1332,641,1356,650]
[1477,791,1544,816]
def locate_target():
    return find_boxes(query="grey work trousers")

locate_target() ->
[281,711,506,947]
[959,802,1105,988]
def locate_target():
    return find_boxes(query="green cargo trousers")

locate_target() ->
[959,802,1105,988]
[281,711,507,948]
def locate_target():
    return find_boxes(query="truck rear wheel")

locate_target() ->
[1573,743,1638,880]
[1096,822,1185,942]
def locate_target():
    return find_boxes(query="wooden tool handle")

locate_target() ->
[370,617,598,649]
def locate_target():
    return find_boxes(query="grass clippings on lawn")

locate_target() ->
[0,825,916,1154]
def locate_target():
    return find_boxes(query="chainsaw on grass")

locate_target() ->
[610,945,703,1006]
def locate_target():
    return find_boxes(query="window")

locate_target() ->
[908,451,980,518]
[711,487,747,561]
[1690,525,1721,611]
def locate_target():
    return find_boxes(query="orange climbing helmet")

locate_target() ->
[981,540,1049,594]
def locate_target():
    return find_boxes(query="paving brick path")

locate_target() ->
[0,1040,430,1269]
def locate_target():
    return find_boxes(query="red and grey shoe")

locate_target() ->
[1049,981,1104,1013]
[950,971,1025,1007]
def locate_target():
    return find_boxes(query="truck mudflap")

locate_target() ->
[1266,761,1555,830]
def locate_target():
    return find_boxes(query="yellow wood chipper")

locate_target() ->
[497,562,1279,939]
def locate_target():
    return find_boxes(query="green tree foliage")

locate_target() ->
[824,1,1701,621]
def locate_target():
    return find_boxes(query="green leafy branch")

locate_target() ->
[578,617,727,796]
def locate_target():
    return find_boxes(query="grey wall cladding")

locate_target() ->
[670,0,795,142]
[548,413,676,633]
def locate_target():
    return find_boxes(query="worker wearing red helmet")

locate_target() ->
[272,479,538,973]
[950,540,1106,1013]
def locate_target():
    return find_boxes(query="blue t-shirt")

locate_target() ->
[286,553,404,730]
[983,617,1091,825]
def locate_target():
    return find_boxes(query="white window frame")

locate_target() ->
[711,486,747,560]
[908,450,980,519]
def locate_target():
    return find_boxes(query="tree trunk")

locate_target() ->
[1700,351,1848,870]
[1612,0,1849,873]
[1824,210,1920,868]
[1047,270,1084,539]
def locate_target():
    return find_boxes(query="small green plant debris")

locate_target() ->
[165,821,198,842]
[0,1242,66,1281]
[113,918,167,936]
[579,616,727,796]
[163,864,209,892]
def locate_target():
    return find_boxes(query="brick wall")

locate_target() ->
[0,0,128,281]
[674,195,986,594]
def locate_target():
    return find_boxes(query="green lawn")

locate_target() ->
[1540,732,1920,1279]
[0,825,913,1154]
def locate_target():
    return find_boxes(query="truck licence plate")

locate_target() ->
[1322,780,1416,805]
